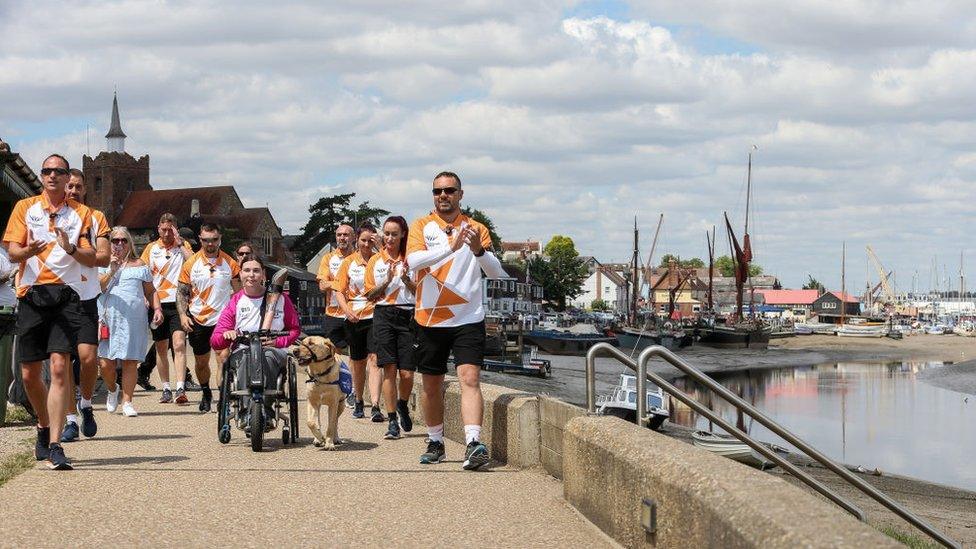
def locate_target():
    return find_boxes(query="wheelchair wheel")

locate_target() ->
[249,400,264,452]
[217,360,233,443]
[287,360,299,443]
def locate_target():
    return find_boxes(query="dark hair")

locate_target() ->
[199,223,221,235]
[236,241,255,254]
[159,213,178,226]
[383,216,409,258]
[241,256,266,271]
[433,171,461,188]
[68,168,84,181]
[44,153,69,169]
[356,222,376,237]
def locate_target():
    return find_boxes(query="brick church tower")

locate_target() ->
[82,93,151,225]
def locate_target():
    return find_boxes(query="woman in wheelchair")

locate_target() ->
[210,257,300,407]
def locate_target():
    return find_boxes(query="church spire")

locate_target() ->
[105,92,126,152]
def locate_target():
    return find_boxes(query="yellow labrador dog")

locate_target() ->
[290,336,345,449]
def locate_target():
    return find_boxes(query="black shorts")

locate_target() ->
[322,315,349,350]
[373,306,416,371]
[187,320,216,356]
[69,297,100,345]
[150,303,183,342]
[415,321,485,376]
[345,318,374,361]
[15,285,81,363]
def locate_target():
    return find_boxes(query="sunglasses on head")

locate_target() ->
[40,167,69,176]
[432,187,459,196]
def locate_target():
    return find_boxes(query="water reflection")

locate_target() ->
[670,361,976,491]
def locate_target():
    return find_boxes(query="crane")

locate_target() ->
[866,245,896,306]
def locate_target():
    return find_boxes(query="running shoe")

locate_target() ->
[174,388,189,405]
[137,376,156,391]
[352,401,365,419]
[345,393,356,409]
[419,439,445,464]
[79,405,97,437]
[106,386,120,413]
[384,417,401,440]
[35,427,50,461]
[122,402,138,417]
[184,377,201,391]
[397,399,413,432]
[199,388,212,413]
[159,388,173,404]
[463,441,490,471]
[370,406,385,423]
[60,421,79,443]
[48,443,72,471]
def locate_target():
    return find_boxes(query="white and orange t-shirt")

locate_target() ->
[333,251,374,320]
[2,194,94,298]
[141,238,192,304]
[179,250,240,326]
[316,248,353,318]
[77,208,110,301]
[406,212,506,327]
[364,249,414,307]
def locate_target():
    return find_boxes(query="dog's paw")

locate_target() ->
[313,440,324,447]
[322,439,337,451]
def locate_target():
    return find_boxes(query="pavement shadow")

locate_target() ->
[331,440,379,452]
[136,411,207,417]
[84,434,191,442]
[71,454,190,467]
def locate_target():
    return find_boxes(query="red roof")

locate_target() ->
[831,291,860,304]
[755,289,820,305]
[116,186,240,229]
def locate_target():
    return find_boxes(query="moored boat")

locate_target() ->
[522,329,618,355]
[615,325,692,352]
[697,322,772,350]
[836,324,886,338]
[596,374,669,430]
[691,430,789,470]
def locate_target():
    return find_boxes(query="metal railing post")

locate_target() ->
[635,349,647,427]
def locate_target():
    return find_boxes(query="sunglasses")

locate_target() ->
[200,237,220,243]
[237,250,252,256]
[40,167,69,176]
[432,187,459,196]
[110,238,127,244]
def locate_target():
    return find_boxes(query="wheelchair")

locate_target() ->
[216,330,299,452]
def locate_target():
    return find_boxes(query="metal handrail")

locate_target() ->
[585,343,958,549]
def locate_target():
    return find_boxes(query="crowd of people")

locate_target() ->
[3,155,504,472]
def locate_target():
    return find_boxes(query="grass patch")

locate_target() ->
[878,525,940,549]
[3,405,32,425]
[0,450,34,489]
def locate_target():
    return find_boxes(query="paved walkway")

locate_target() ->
[0,377,615,548]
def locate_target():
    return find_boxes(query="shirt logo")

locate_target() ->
[28,214,43,224]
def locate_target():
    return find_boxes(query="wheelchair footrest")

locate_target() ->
[230,389,284,398]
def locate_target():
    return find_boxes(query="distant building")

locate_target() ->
[571,258,627,312]
[0,137,40,222]
[649,261,708,318]
[755,289,821,320]
[811,292,861,322]
[500,240,542,263]
[484,263,543,315]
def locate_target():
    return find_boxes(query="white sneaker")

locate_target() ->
[122,402,138,417]
[106,386,120,413]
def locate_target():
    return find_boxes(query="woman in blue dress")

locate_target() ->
[98,227,162,417]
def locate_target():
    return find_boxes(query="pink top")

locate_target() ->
[210,289,301,351]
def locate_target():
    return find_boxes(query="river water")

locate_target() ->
[479,354,976,491]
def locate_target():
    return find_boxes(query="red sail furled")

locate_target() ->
[742,233,753,263]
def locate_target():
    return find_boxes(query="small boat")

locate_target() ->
[596,374,669,430]
[614,325,692,352]
[794,322,836,335]
[522,329,618,356]
[836,324,886,338]
[953,323,976,337]
[926,324,948,335]
[691,430,790,470]
[482,348,552,378]
[697,322,772,349]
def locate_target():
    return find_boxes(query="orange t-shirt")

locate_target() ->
[316,248,353,318]
[141,238,192,303]
[333,251,374,320]
[179,250,240,326]
[364,248,415,307]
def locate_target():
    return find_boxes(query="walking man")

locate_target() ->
[60,169,110,442]
[2,154,97,470]
[407,171,507,470]
[141,213,193,403]
[178,224,240,412]
[316,223,355,403]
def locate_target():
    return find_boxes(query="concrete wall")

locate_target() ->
[539,395,586,479]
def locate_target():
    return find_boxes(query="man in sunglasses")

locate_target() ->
[58,169,111,443]
[140,213,193,403]
[316,223,356,404]
[2,153,98,470]
[407,171,507,470]
[178,224,240,412]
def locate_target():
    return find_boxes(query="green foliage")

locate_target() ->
[529,235,588,310]
[462,206,502,251]
[659,254,704,268]
[291,193,389,264]
[715,255,762,277]
[590,299,609,311]
[877,525,938,549]
[0,450,33,489]
[802,275,825,292]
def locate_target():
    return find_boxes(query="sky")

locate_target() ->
[2,0,975,294]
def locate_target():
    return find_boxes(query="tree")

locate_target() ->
[802,275,825,292]
[715,255,763,278]
[291,193,389,265]
[591,299,609,311]
[659,254,704,269]
[462,206,502,251]
[530,235,588,310]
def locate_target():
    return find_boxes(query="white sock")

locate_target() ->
[80,398,93,410]
[464,425,481,444]
[176,381,185,390]
[162,382,171,391]
[66,413,78,424]
[428,424,444,443]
